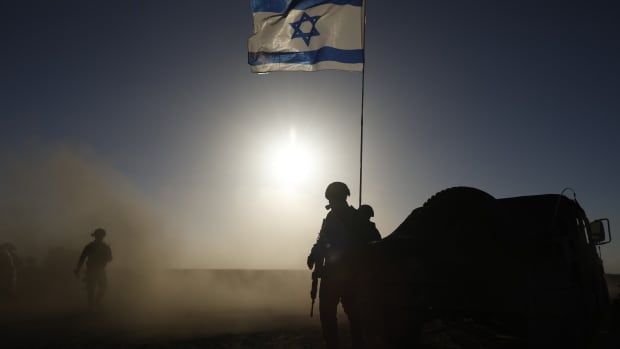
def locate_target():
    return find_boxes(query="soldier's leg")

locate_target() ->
[319,278,341,349]
[85,275,95,309]
[342,289,364,349]
[95,271,107,306]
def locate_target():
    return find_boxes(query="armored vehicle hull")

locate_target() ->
[364,187,609,348]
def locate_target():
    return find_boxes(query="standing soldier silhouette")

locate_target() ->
[307,182,374,349]
[74,228,112,311]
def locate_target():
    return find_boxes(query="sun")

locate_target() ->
[268,129,315,188]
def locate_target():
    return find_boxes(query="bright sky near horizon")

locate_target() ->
[1,1,620,272]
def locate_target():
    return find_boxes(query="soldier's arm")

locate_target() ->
[74,246,88,274]
[107,246,113,263]
[6,251,15,276]
[307,219,327,269]
[6,251,15,268]
[307,241,320,270]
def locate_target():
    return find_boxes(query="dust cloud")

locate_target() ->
[0,145,315,343]
[0,144,172,269]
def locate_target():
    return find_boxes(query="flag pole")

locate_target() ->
[359,0,367,208]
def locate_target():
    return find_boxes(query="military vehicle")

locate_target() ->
[362,187,611,348]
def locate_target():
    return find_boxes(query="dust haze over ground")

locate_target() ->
[0,144,176,269]
[0,145,324,347]
[1,269,318,348]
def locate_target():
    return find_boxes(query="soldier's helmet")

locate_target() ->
[359,204,374,220]
[92,228,106,238]
[325,182,350,201]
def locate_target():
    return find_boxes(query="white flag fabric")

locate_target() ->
[248,0,365,73]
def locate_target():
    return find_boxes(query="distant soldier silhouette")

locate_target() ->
[358,205,382,242]
[74,228,112,310]
[307,182,376,349]
[0,243,17,298]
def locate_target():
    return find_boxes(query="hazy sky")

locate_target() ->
[2,1,619,271]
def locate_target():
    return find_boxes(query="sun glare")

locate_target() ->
[268,129,315,189]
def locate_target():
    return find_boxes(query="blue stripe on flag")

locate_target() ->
[252,0,362,13]
[248,47,363,66]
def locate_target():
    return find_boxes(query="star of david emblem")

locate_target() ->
[290,13,321,46]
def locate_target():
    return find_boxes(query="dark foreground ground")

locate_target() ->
[1,270,619,348]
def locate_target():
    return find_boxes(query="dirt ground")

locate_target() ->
[0,269,324,348]
[1,270,619,348]
[1,311,326,349]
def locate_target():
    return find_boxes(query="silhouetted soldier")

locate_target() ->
[356,205,386,346]
[74,228,112,310]
[307,182,375,349]
[0,243,17,299]
[358,205,382,242]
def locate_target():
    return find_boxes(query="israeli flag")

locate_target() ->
[249,0,365,73]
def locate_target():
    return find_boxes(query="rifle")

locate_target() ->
[310,219,327,317]
[310,259,324,317]
[310,270,318,317]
